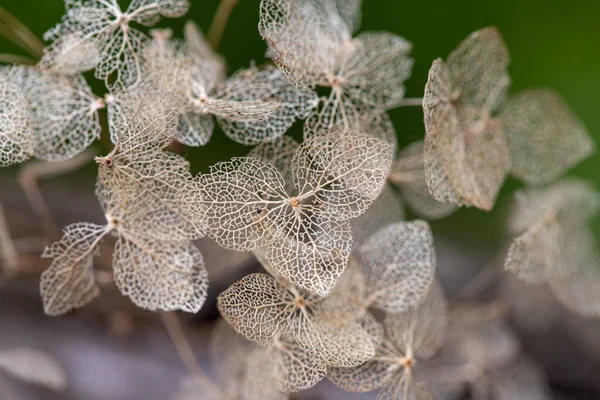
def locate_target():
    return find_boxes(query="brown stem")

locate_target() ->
[0,202,19,273]
[207,0,239,50]
[0,7,44,58]
[0,53,36,65]
[394,97,423,107]
[18,148,96,242]
[159,312,223,398]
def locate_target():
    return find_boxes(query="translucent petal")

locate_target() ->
[377,373,434,400]
[0,348,67,391]
[384,282,447,359]
[446,27,510,112]
[424,59,510,210]
[328,341,400,393]
[247,135,299,192]
[0,75,33,166]
[106,80,178,152]
[292,129,393,218]
[504,180,599,283]
[40,0,113,75]
[184,20,226,84]
[303,92,362,139]
[198,157,288,251]
[549,264,600,317]
[112,235,207,312]
[217,273,294,347]
[359,221,436,313]
[263,215,352,296]
[127,0,190,27]
[390,141,457,220]
[177,109,215,147]
[40,222,107,316]
[293,311,376,367]
[325,0,362,35]
[97,149,201,241]
[499,89,595,185]
[341,32,413,110]
[273,338,327,392]
[215,65,318,145]
[96,27,147,91]
[259,0,349,90]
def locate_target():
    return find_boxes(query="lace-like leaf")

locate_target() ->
[217,273,293,347]
[328,340,400,393]
[359,221,435,313]
[218,272,376,367]
[342,32,413,109]
[6,66,101,162]
[201,130,391,295]
[40,222,107,316]
[215,65,318,145]
[259,0,349,91]
[97,149,201,241]
[41,0,189,88]
[273,338,327,392]
[384,282,447,359]
[0,74,33,166]
[390,141,457,219]
[500,89,595,185]
[0,348,67,391]
[423,27,511,210]
[106,81,178,152]
[327,0,362,35]
[113,234,207,312]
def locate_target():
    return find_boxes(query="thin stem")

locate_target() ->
[159,312,224,398]
[0,7,44,58]
[0,202,19,273]
[207,0,239,50]
[0,53,36,65]
[18,148,96,242]
[394,97,423,107]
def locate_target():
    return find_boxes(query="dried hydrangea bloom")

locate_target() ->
[40,0,190,89]
[42,149,207,315]
[40,222,107,316]
[199,130,392,295]
[0,75,33,166]
[498,89,594,185]
[357,221,436,313]
[328,283,446,400]
[389,141,457,220]
[143,31,316,146]
[504,179,599,284]
[423,27,511,211]
[260,0,413,134]
[2,65,102,162]
[0,348,67,392]
[218,271,377,368]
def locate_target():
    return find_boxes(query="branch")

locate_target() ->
[207,0,239,50]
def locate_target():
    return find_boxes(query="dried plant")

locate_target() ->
[423,27,593,211]
[0,347,67,392]
[0,1,596,399]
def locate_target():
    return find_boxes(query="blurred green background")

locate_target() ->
[1,0,599,248]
